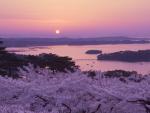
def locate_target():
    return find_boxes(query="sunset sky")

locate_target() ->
[0,0,150,38]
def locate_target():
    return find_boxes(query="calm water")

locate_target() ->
[7,44,150,74]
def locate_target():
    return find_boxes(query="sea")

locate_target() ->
[7,43,150,74]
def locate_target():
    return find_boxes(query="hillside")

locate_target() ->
[0,65,150,113]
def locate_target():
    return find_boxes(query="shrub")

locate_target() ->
[104,70,137,78]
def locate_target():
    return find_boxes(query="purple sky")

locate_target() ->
[0,0,150,38]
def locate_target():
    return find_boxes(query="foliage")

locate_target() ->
[25,53,77,73]
[0,40,7,54]
[0,40,78,78]
[104,70,137,78]
[0,66,149,113]
[0,53,77,78]
[83,70,97,79]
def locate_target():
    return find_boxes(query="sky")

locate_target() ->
[0,0,150,38]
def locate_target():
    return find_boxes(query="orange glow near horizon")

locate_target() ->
[0,0,150,37]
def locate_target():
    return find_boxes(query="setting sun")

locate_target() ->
[55,30,60,34]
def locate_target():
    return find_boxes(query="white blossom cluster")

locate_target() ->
[0,64,150,113]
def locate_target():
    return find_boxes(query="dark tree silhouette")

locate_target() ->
[0,39,9,76]
[0,40,78,78]
[0,53,78,78]
[104,70,137,78]
[0,40,7,54]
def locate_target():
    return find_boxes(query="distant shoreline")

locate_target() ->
[2,37,150,47]
[6,43,150,48]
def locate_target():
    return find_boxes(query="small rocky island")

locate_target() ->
[97,50,150,62]
[86,50,102,54]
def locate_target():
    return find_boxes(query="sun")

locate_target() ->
[55,30,60,34]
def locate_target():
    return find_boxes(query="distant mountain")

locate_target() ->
[1,37,150,47]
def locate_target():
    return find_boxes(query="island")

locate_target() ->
[97,50,150,62]
[86,50,102,54]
